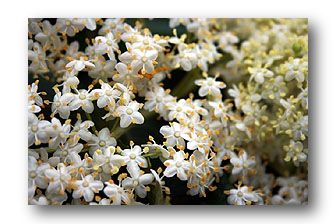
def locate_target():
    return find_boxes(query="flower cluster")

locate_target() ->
[28,18,308,205]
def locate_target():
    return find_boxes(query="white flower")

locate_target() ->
[113,62,139,86]
[35,20,62,50]
[160,122,188,148]
[122,171,153,198]
[28,42,48,74]
[169,18,191,28]
[248,67,274,84]
[60,71,80,94]
[230,150,256,177]
[53,141,83,163]
[92,82,119,109]
[116,101,144,128]
[219,32,239,51]
[28,114,50,146]
[234,120,252,139]
[69,89,94,113]
[131,48,158,74]
[28,156,49,189]
[292,115,308,141]
[144,87,173,114]
[261,76,288,101]
[297,87,308,110]
[163,150,190,181]
[284,58,308,83]
[72,118,94,142]
[83,18,97,31]
[66,56,95,75]
[95,32,119,60]
[276,176,308,202]
[51,92,74,119]
[45,163,72,195]
[284,140,308,166]
[98,18,125,36]
[166,99,190,121]
[208,100,231,125]
[195,77,226,97]
[28,81,43,106]
[89,198,112,205]
[88,128,117,154]
[103,181,131,205]
[56,18,85,37]
[45,118,71,149]
[88,59,116,82]
[172,44,197,71]
[227,184,257,205]
[73,175,103,202]
[122,145,148,175]
[92,146,125,175]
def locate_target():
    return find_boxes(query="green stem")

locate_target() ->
[110,117,120,133]
[143,152,161,158]
[146,157,152,168]
[171,68,202,98]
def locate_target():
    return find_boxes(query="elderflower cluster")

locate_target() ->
[28,18,308,205]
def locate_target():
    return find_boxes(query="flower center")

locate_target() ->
[243,163,248,168]
[62,150,68,156]
[141,56,148,63]
[106,40,113,46]
[143,39,149,45]
[126,108,133,115]
[207,80,214,86]
[31,125,38,133]
[100,70,106,76]
[273,87,279,92]
[129,154,136,160]
[176,161,182,168]
[98,140,106,147]
[38,54,44,61]
[110,23,116,29]
[79,94,86,100]
[82,181,89,187]
[174,131,181,138]
[105,89,112,96]
[58,131,66,139]
[74,126,80,132]
[237,191,243,197]
[65,21,71,26]
[30,171,37,178]
[176,106,182,112]
[59,174,67,182]
[55,101,61,108]
[133,180,139,187]
[156,96,162,103]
